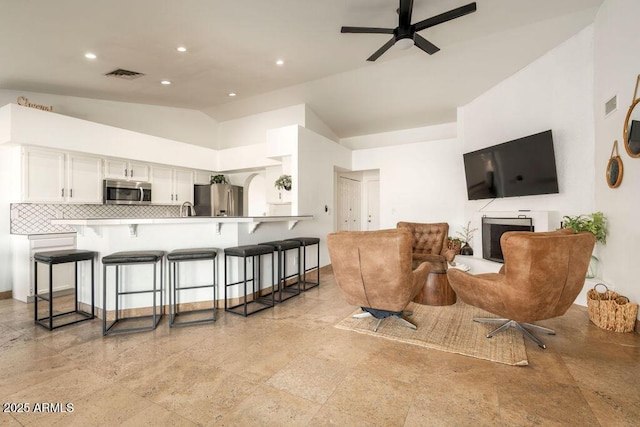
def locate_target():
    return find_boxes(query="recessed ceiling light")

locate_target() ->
[276,59,284,66]
[161,80,172,85]
[84,52,97,59]
[176,46,187,52]
[228,92,237,97]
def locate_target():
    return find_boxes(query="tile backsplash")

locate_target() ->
[10,203,180,235]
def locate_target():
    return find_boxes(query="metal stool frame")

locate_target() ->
[224,250,275,317]
[102,257,163,335]
[260,241,301,303]
[287,238,320,291]
[168,250,217,327]
[34,250,96,330]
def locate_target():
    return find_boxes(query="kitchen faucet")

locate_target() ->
[180,201,195,217]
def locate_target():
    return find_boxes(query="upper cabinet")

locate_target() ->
[66,153,104,203]
[22,147,103,204]
[150,165,194,205]
[104,158,149,182]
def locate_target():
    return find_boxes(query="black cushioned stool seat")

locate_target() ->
[260,240,301,302]
[102,250,165,335]
[34,249,97,330]
[285,237,321,291]
[224,244,275,317]
[167,248,218,327]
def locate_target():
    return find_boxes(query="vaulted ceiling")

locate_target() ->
[0,0,603,138]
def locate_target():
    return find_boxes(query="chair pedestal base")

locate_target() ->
[474,318,556,349]
[354,310,416,332]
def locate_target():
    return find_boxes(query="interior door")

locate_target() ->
[366,180,380,230]
[338,176,362,231]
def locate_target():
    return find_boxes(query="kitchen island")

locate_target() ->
[51,215,316,316]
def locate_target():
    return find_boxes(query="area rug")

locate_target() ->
[335,301,528,366]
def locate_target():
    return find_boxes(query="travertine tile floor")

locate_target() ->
[1,266,639,426]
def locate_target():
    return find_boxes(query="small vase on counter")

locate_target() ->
[460,243,474,256]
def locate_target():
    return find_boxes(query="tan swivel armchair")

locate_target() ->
[327,229,430,332]
[396,222,456,271]
[447,229,596,348]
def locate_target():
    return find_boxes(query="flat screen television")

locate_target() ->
[463,130,559,200]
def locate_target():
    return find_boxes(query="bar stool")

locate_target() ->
[259,240,301,302]
[167,248,218,327]
[33,249,97,330]
[286,237,320,291]
[224,244,274,316]
[102,250,164,335]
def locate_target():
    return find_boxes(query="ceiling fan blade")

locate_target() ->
[413,2,477,32]
[398,0,414,28]
[341,26,394,34]
[367,37,397,61]
[414,34,440,55]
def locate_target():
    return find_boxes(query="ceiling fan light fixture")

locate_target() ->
[396,37,414,50]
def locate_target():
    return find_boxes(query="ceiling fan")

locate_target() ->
[341,0,477,61]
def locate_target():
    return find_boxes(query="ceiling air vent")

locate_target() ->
[105,68,145,80]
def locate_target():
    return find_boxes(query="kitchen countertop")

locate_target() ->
[51,215,314,235]
[52,215,312,225]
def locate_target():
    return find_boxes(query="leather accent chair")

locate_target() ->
[447,229,596,348]
[396,222,456,272]
[327,229,430,332]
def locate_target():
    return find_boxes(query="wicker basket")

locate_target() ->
[586,283,638,333]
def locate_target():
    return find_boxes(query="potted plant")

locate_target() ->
[274,174,292,191]
[447,237,463,255]
[210,174,228,184]
[562,211,607,278]
[561,212,607,244]
[456,221,478,256]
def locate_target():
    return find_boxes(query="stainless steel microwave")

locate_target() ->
[103,180,152,205]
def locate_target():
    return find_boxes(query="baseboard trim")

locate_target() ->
[0,290,12,300]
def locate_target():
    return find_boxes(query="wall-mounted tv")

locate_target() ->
[463,130,559,200]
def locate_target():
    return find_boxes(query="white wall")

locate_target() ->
[3,104,217,171]
[304,105,338,143]
[0,146,16,292]
[593,0,640,314]
[459,26,596,225]
[297,126,352,267]
[0,89,218,148]
[341,122,457,150]
[216,104,305,149]
[352,137,466,233]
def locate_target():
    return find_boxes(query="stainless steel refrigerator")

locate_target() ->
[194,184,243,216]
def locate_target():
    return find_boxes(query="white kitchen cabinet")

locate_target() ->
[21,147,103,204]
[104,158,149,181]
[22,147,65,203]
[66,153,103,203]
[174,168,194,204]
[150,165,194,205]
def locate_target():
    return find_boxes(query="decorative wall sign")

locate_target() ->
[606,140,623,188]
[16,96,53,112]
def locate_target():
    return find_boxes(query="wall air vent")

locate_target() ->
[605,95,617,116]
[104,68,145,80]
